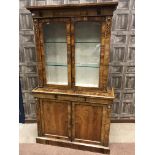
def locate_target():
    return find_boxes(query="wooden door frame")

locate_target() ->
[70,16,111,92]
[37,18,72,89]
[38,99,72,141]
[35,16,112,92]
[71,101,106,145]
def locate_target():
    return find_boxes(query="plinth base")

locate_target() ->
[36,137,110,154]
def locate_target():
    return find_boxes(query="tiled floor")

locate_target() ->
[19,123,135,143]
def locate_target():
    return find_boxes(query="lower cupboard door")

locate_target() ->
[41,99,71,140]
[72,103,103,144]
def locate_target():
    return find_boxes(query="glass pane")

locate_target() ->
[43,22,68,85]
[75,22,101,87]
[44,23,66,42]
[75,22,100,42]
[45,43,67,65]
[46,66,68,85]
[76,67,99,87]
[75,43,100,66]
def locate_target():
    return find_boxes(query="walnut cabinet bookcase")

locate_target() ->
[27,2,118,154]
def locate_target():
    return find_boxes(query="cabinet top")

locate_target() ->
[27,2,118,11]
[32,87,115,99]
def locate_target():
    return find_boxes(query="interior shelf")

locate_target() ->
[45,42,67,43]
[75,42,100,43]
[44,42,99,43]
[46,63,99,68]
[76,64,99,68]
[46,63,67,67]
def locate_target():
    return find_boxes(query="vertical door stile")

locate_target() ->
[33,19,44,87]
[40,99,45,136]
[101,106,105,145]
[71,102,75,142]
[99,19,106,89]
[101,105,111,146]
[70,19,75,89]
[35,98,42,136]
[102,17,113,88]
[66,20,72,88]
[39,21,47,86]
[104,105,112,146]
[68,102,72,140]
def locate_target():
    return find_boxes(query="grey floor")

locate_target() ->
[20,143,135,155]
[19,123,135,143]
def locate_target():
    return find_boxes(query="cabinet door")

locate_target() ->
[72,102,103,144]
[74,21,101,88]
[71,17,108,90]
[39,18,71,88]
[41,99,71,140]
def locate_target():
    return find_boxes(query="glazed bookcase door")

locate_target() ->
[71,17,107,90]
[39,18,71,88]
[75,22,101,88]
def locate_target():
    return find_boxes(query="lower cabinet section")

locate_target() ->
[36,96,113,154]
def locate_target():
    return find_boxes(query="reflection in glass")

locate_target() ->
[75,43,100,66]
[46,66,68,85]
[44,23,66,42]
[76,67,99,87]
[43,22,68,85]
[75,22,101,87]
[45,43,67,65]
[75,22,100,42]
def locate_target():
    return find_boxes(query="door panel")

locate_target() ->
[73,103,102,142]
[39,18,72,88]
[43,22,68,85]
[70,17,106,90]
[41,99,70,139]
[74,22,101,88]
